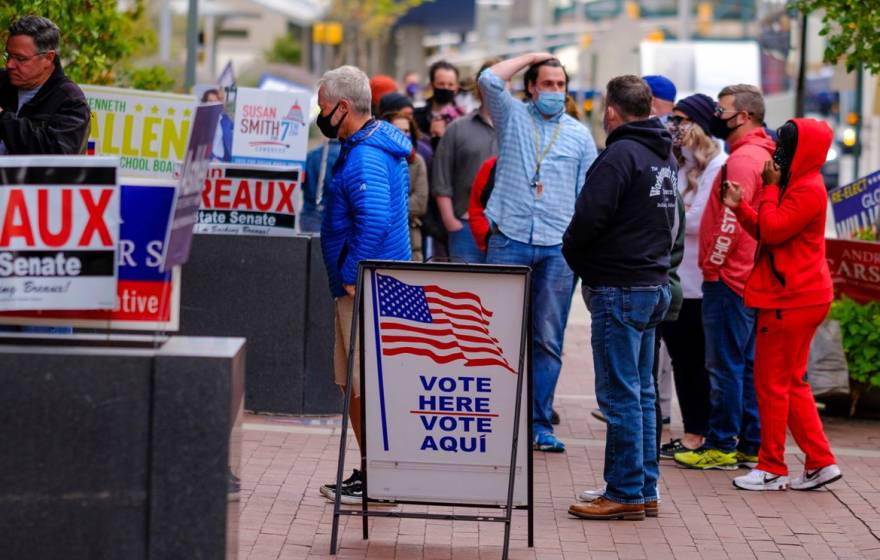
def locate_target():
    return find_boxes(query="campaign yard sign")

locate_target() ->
[0,180,181,331]
[161,103,223,271]
[83,85,196,179]
[829,170,880,239]
[361,265,530,506]
[826,238,880,304]
[0,157,120,311]
[231,87,309,166]
[195,163,302,236]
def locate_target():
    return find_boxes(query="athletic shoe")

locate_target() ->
[325,480,364,504]
[791,464,842,491]
[674,448,738,470]
[735,450,759,469]
[320,469,360,501]
[551,408,561,425]
[227,470,241,502]
[659,438,695,460]
[534,432,566,452]
[590,409,607,423]
[733,469,789,491]
[577,486,606,502]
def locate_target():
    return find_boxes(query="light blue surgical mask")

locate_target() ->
[535,91,565,116]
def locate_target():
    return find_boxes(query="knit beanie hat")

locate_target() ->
[369,75,399,111]
[642,75,677,103]
[378,92,414,117]
[673,93,716,136]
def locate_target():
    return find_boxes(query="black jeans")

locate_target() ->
[661,299,711,436]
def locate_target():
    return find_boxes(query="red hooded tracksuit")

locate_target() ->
[731,118,836,476]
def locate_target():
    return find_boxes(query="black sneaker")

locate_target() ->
[659,438,693,460]
[327,480,364,505]
[320,469,360,501]
[551,408,561,425]
[227,471,241,501]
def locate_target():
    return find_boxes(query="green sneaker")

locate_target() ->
[735,450,759,469]
[674,448,738,470]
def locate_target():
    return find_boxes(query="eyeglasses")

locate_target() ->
[714,105,741,118]
[3,51,47,64]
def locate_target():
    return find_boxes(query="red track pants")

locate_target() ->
[754,303,836,476]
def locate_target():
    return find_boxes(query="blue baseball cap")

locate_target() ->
[642,75,677,103]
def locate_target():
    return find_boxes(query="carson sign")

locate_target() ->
[83,85,196,179]
[0,157,120,311]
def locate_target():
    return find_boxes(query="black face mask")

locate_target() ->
[773,121,798,187]
[709,112,741,140]
[316,102,347,139]
[432,88,455,105]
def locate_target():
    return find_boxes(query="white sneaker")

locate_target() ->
[733,469,789,491]
[791,464,842,491]
[577,485,605,502]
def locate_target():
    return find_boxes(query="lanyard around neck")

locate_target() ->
[530,113,562,180]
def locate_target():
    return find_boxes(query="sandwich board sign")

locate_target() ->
[330,261,533,560]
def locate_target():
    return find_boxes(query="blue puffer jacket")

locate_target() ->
[321,120,413,297]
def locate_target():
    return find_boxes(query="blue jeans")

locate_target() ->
[486,231,575,436]
[702,281,760,454]
[299,203,322,233]
[586,284,670,505]
[448,219,485,264]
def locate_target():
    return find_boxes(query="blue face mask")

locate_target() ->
[535,91,565,116]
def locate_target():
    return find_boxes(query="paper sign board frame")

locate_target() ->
[329,261,533,560]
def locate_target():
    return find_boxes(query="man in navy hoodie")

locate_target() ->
[563,75,677,521]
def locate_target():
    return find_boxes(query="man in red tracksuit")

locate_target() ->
[723,118,841,491]
[675,84,775,471]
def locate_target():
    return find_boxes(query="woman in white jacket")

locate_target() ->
[660,93,728,459]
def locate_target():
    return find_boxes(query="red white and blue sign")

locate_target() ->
[829,170,880,239]
[362,265,529,506]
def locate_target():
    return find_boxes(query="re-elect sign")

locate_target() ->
[83,85,195,179]
[361,266,529,506]
[829,170,880,239]
[195,163,301,236]
[0,157,120,311]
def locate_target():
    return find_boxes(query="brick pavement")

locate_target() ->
[237,301,880,560]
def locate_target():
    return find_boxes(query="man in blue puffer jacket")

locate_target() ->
[316,65,412,504]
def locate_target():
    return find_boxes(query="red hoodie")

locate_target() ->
[699,127,776,296]
[731,118,834,309]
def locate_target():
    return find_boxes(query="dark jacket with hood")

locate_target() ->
[321,119,413,298]
[730,118,834,309]
[0,63,90,155]
[563,118,678,288]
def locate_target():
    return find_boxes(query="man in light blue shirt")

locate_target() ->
[478,53,597,452]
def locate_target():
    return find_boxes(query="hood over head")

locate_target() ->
[606,117,672,159]
[785,118,833,183]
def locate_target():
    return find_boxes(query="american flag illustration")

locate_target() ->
[376,273,516,374]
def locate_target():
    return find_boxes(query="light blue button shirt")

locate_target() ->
[478,68,597,246]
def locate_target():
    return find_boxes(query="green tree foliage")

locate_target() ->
[791,0,880,73]
[330,0,426,38]
[0,0,164,86]
[265,32,302,65]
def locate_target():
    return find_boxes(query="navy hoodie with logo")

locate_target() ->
[562,118,677,287]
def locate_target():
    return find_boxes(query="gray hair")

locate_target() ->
[317,65,372,115]
[718,84,765,123]
[9,16,60,55]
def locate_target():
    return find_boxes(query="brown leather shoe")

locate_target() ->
[645,500,658,517]
[568,496,645,520]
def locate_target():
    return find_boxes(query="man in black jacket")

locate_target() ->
[563,75,676,521]
[0,16,89,155]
